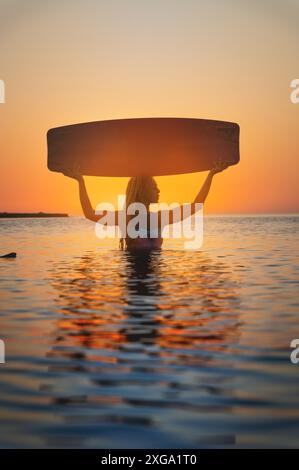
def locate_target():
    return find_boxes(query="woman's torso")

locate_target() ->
[125,214,163,250]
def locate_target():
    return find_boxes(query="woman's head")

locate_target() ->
[125,176,160,208]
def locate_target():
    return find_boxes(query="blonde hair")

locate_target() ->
[120,176,157,249]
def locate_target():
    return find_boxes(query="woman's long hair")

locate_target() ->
[120,176,156,250]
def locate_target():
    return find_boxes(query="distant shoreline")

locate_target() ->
[0,212,68,218]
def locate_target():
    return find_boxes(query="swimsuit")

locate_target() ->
[125,228,163,250]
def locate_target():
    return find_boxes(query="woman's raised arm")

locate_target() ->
[158,159,231,227]
[63,167,119,224]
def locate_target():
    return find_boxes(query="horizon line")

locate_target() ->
[1,211,298,217]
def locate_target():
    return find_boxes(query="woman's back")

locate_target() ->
[124,227,163,251]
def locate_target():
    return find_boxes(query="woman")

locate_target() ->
[63,160,229,250]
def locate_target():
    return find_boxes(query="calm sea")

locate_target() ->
[0,215,299,448]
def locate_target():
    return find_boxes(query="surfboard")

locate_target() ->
[47,117,240,177]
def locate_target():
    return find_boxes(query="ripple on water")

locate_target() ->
[0,216,299,447]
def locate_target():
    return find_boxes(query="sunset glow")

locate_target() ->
[0,0,298,214]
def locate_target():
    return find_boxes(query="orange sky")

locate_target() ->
[0,0,298,214]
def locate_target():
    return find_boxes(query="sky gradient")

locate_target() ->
[0,0,298,214]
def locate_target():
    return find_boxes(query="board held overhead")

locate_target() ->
[47,117,240,177]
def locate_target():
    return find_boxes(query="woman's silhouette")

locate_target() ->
[63,160,229,250]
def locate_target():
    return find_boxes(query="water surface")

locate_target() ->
[0,215,299,448]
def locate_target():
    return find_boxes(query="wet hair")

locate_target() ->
[120,176,157,249]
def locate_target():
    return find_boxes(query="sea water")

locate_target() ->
[0,215,298,448]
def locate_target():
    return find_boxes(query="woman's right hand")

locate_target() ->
[62,163,82,182]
